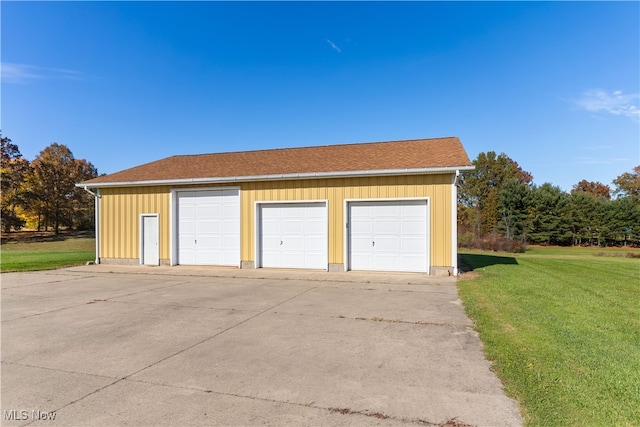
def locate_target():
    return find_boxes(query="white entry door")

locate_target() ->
[349,200,429,273]
[259,203,327,269]
[141,214,159,265]
[177,189,240,266]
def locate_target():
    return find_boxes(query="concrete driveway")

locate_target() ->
[1,266,522,426]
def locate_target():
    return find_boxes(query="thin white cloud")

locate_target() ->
[326,39,341,53]
[573,156,632,165]
[575,89,640,120]
[2,62,84,84]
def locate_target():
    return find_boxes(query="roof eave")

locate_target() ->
[77,166,475,189]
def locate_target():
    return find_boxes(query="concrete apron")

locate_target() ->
[1,266,522,426]
[73,263,451,285]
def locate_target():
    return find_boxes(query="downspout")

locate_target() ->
[452,170,460,276]
[83,186,101,264]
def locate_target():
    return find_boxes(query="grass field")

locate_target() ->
[0,232,96,272]
[458,246,640,426]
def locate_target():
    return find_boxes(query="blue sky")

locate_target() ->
[2,1,638,192]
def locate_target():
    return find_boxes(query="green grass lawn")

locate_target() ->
[0,234,96,272]
[458,246,640,426]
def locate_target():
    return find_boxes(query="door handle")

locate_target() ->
[372,241,375,247]
[280,241,283,245]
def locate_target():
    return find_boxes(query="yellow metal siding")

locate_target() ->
[98,173,453,268]
[99,186,171,260]
[239,174,453,268]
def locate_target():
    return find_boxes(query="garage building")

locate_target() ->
[78,137,473,275]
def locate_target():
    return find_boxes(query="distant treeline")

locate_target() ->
[1,133,99,234]
[458,152,640,250]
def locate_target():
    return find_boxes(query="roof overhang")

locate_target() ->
[77,165,475,189]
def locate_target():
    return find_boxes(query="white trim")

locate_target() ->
[170,190,176,265]
[170,186,241,267]
[95,189,100,264]
[344,197,431,274]
[254,200,329,270]
[94,188,100,264]
[77,166,475,189]
[140,213,160,266]
[452,171,459,276]
[81,186,101,264]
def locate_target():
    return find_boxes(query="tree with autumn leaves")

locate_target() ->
[612,165,640,202]
[1,135,30,232]
[0,133,98,233]
[459,151,640,248]
[458,151,532,241]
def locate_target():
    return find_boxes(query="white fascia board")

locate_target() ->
[76,165,476,189]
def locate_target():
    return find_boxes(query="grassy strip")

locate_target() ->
[457,247,640,426]
[0,237,95,272]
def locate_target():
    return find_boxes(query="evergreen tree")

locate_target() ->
[458,151,532,238]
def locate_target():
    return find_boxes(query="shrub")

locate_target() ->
[458,232,527,253]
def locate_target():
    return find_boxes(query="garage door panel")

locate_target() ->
[376,204,400,217]
[351,221,373,234]
[282,206,302,216]
[284,236,305,251]
[197,220,222,234]
[259,203,327,269]
[351,236,372,251]
[402,237,426,252]
[305,236,326,251]
[402,219,427,234]
[305,254,326,268]
[197,236,221,247]
[261,251,280,267]
[262,224,281,236]
[376,236,401,251]
[375,254,402,270]
[375,219,400,235]
[304,208,325,219]
[221,235,238,245]
[178,243,196,265]
[221,205,237,217]
[350,204,371,216]
[178,203,196,218]
[349,200,428,273]
[177,190,239,266]
[403,256,426,272]
[282,220,304,235]
[281,250,305,268]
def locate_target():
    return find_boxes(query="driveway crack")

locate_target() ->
[333,315,473,329]
[118,376,465,426]
[22,286,318,422]
[1,275,98,290]
[1,281,191,323]
[121,285,317,380]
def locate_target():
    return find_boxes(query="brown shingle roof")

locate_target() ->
[82,137,472,186]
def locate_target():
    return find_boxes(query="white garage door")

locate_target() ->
[177,189,240,266]
[259,203,327,269]
[349,200,429,273]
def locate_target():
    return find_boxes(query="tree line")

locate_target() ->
[3,131,639,247]
[1,133,99,234]
[458,151,640,249]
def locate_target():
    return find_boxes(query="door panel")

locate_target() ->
[349,200,428,273]
[177,190,239,266]
[259,203,327,269]
[141,215,159,265]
